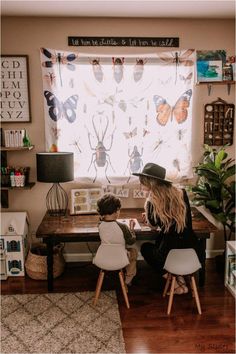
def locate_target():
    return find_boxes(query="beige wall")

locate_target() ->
[1,17,235,253]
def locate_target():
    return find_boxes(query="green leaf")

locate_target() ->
[215,150,227,169]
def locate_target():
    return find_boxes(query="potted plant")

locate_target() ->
[190,144,235,269]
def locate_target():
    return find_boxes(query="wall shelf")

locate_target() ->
[1,146,35,208]
[196,81,235,96]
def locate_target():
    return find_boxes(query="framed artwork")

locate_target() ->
[70,188,103,214]
[196,50,226,83]
[0,55,31,122]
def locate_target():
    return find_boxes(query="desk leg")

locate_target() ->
[198,238,207,287]
[46,240,54,292]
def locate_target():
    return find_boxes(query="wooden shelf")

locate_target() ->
[196,81,235,95]
[196,81,235,85]
[1,146,35,208]
[0,145,34,151]
[1,182,35,190]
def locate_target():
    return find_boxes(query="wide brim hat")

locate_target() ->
[132,163,172,184]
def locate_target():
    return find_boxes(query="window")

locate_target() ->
[40,48,195,184]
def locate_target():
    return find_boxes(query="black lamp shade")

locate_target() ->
[36,152,74,183]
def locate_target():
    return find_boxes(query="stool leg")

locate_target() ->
[163,273,172,297]
[119,270,130,309]
[191,275,202,315]
[93,270,105,306]
[167,276,176,315]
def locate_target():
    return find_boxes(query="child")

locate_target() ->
[93,193,138,286]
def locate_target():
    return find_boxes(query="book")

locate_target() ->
[117,218,141,231]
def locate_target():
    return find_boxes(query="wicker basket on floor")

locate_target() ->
[25,243,65,280]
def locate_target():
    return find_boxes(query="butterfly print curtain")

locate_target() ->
[40,48,195,184]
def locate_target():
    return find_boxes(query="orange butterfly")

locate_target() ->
[153,89,192,126]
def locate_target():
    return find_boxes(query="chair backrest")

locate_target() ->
[93,244,129,271]
[164,248,201,275]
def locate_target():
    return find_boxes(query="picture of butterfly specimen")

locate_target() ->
[112,57,124,83]
[90,58,104,82]
[44,90,78,123]
[153,89,192,126]
[41,47,77,86]
[123,127,138,139]
[159,49,194,83]
[133,58,147,82]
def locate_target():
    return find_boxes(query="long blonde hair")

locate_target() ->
[140,176,186,233]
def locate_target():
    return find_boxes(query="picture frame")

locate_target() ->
[0,55,31,122]
[70,188,103,215]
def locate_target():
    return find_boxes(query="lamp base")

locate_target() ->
[46,183,68,216]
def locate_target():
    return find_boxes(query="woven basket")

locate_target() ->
[25,243,65,280]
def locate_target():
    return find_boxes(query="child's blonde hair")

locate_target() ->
[140,176,186,233]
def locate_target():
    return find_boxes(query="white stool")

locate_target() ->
[92,244,130,309]
[163,248,202,315]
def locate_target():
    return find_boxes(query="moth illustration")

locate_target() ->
[44,90,78,123]
[112,57,124,83]
[153,89,192,126]
[90,58,104,82]
[179,72,193,84]
[44,72,56,87]
[41,47,77,86]
[123,127,137,139]
[133,58,147,82]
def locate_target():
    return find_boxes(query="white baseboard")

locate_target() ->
[64,250,224,263]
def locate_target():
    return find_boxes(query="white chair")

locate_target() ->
[92,244,130,309]
[163,248,202,315]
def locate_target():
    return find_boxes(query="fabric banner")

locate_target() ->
[40,48,195,184]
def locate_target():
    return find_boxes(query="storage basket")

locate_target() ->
[25,243,65,280]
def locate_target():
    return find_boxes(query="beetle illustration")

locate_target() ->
[90,58,104,82]
[133,58,147,82]
[112,57,124,83]
[125,145,143,183]
[87,115,115,183]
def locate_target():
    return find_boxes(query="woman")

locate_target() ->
[133,162,200,294]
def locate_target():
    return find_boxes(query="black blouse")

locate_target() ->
[145,189,200,263]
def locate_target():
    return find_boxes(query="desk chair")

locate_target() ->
[92,244,130,309]
[163,248,202,315]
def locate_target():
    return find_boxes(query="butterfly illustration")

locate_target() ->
[123,127,137,139]
[153,89,192,126]
[41,48,77,86]
[44,90,78,123]
[179,72,193,84]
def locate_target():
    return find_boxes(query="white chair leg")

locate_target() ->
[163,273,172,297]
[191,275,202,315]
[93,270,104,306]
[119,270,130,309]
[167,276,176,315]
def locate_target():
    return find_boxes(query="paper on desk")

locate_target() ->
[117,218,141,231]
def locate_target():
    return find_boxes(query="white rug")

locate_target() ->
[1,291,126,354]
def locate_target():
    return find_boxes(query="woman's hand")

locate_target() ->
[129,219,136,230]
[141,212,147,224]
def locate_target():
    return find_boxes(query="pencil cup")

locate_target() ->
[14,175,25,187]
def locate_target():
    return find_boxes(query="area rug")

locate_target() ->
[1,291,126,353]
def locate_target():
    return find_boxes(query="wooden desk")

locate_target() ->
[36,208,217,291]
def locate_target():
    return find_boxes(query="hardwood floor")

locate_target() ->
[1,259,235,353]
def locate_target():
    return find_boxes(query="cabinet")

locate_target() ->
[1,146,35,208]
[225,241,236,297]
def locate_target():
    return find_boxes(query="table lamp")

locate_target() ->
[36,152,74,216]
